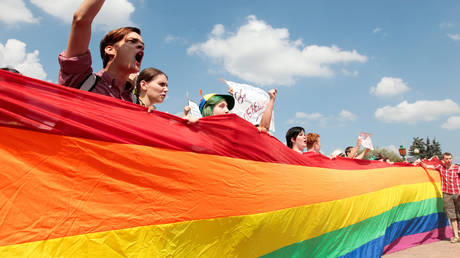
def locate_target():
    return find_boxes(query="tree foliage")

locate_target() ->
[409,137,442,159]
[362,147,403,162]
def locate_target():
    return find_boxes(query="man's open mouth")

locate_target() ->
[135,52,143,63]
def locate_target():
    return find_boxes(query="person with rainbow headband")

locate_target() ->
[193,89,277,134]
[199,93,235,117]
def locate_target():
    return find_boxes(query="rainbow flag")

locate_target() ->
[0,70,451,257]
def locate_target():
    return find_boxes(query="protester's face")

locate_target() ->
[443,155,453,167]
[143,74,168,104]
[111,32,144,73]
[293,131,307,150]
[346,149,353,158]
[212,100,229,115]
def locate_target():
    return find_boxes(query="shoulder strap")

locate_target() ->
[79,73,100,92]
[131,92,139,104]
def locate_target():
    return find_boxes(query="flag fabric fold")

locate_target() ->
[0,70,451,257]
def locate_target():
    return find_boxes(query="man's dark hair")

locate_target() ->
[100,27,141,68]
[285,126,305,149]
[443,152,452,158]
[345,146,353,155]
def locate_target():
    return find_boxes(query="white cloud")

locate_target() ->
[164,35,182,43]
[211,24,225,37]
[30,0,135,29]
[375,99,460,124]
[338,110,357,122]
[384,145,399,154]
[448,34,460,41]
[288,110,357,126]
[295,112,324,120]
[442,116,460,130]
[287,112,326,125]
[164,34,188,45]
[165,35,177,43]
[370,77,410,97]
[0,39,47,80]
[342,68,358,77]
[0,0,38,25]
[188,15,367,86]
[440,22,454,29]
[373,27,382,34]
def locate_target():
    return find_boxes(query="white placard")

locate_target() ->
[188,100,202,119]
[359,132,374,150]
[225,80,275,131]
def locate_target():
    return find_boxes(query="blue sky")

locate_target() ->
[1,0,460,162]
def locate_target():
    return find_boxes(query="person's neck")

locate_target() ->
[138,94,154,108]
[105,65,130,92]
[292,145,303,154]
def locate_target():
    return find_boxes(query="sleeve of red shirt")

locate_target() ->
[58,50,93,88]
[434,164,442,171]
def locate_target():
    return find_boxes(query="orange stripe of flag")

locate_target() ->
[0,126,440,246]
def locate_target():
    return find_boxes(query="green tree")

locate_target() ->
[430,138,442,158]
[362,147,403,162]
[409,137,425,159]
[408,136,442,159]
[425,137,432,158]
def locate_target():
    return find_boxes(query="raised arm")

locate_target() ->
[258,89,277,132]
[356,148,370,160]
[419,161,436,170]
[348,138,362,159]
[65,0,105,57]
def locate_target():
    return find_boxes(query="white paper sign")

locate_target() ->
[225,80,275,131]
[188,100,202,119]
[359,132,374,150]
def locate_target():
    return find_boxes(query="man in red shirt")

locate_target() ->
[58,0,144,103]
[420,152,460,243]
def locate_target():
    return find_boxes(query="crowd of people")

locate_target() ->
[0,0,400,161]
[0,0,448,162]
[53,0,281,133]
[2,0,459,244]
[53,0,374,159]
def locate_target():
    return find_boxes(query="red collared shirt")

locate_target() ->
[58,50,134,102]
[435,164,460,194]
